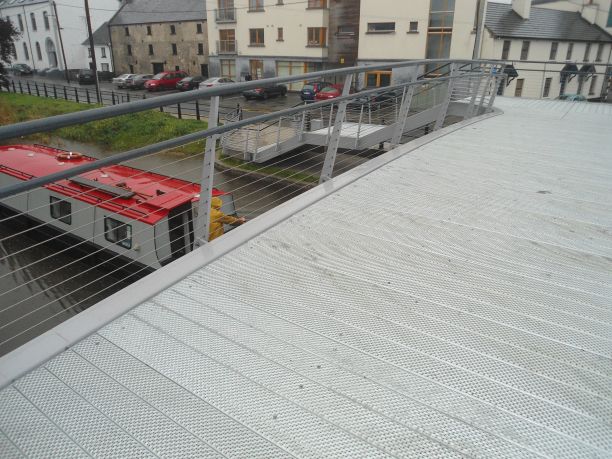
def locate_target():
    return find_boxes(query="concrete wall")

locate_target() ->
[110,21,208,76]
[481,32,611,98]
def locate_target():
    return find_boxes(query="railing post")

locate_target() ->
[12,80,16,93]
[63,86,67,100]
[390,67,418,146]
[487,73,501,111]
[18,81,23,93]
[195,100,201,120]
[320,73,353,184]
[177,103,182,119]
[53,84,57,99]
[355,104,364,148]
[194,96,220,247]
[433,63,457,131]
[275,117,282,151]
[244,129,250,160]
[43,83,48,97]
[464,73,480,119]
[26,81,31,95]
[111,91,116,105]
[35,82,40,96]
[86,89,91,104]
[476,66,494,116]
[74,87,79,103]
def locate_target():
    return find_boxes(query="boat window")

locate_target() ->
[49,196,72,225]
[104,217,132,249]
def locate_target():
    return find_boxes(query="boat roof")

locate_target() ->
[0,144,226,225]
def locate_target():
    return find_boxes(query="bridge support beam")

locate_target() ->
[434,63,458,131]
[390,67,418,147]
[194,96,220,247]
[319,74,353,184]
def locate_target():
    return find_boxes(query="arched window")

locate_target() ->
[23,42,29,60]
[43,11,50,30]
[35,42,42,60]
[30,12,37,31]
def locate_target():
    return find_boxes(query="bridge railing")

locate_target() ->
[0,59,503,355]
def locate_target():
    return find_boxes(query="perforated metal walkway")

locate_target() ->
[1,98,611,458]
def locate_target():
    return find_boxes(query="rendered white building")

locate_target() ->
[0,0,121,73]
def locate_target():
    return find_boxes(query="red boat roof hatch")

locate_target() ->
[0,144,228,225]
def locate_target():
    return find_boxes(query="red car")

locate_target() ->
[314,85,353,101]
[144,70,188,91]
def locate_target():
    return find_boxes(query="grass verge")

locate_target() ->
[218,153,319,185]
[0,93,207,154]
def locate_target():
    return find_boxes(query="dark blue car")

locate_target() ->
[300,81,334,101]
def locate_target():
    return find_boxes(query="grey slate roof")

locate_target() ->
[109,0,206,26]
[81,22,110,46]
[485,2,612,42]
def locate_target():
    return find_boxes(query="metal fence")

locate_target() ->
[0,59,503,355]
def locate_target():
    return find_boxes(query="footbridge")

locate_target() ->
[0,60,611,458]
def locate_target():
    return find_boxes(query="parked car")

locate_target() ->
[242,84,288,100]
[176,76,205,91]
[112,74,136,89]
[77,69,96,84]
[300,81,334,101]
[10,63,33,76]
[144,71,188,92]
[125,74,153,90]
[557,93,586,102]
[198,77,236,88]
[315,86,343,101]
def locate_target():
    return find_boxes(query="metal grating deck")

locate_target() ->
[1,98,611,458]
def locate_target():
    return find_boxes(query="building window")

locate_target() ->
[101,47,106,58]
[148,44,154,55]
[197,23,203,34]
[198,43,204,55]
[17,14,23,31]
[43,11,50,30]
[277,27,284,41]
[104,217,132,249]
[147,25,152,35]
[520,41,530,60]
[426,0,455,70]
[307,0,326,8]
[249,28,265,46]
[337,25,355,36]
[595,43,604,62]
[409,21,419,33]
[583,43,591,61]
[543,77,552,97]
[366,70,392,88]
[250,59,263,79]
[170,24,176,35]
[219,29,236,53]
[35,42,41,60]
[22,42,29,60]
[30,13,37,31]
[589,75,597,95]
[124,27,130,36]
[248,0,264,12]
[127,44,132,56]
[129,64,134,73]
[367,22,395,33]
[549,42,558,60]
[101,63,109,71]
[566,42,573,60]
[307,27,327,46]
[50,197,72,225]
[172,43,178,55]
[220,59,236,79]
[514,78,524,97]
[501,40,511,60]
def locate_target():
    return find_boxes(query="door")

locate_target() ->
[152,62,164,74]
[167,203,194,260]
[201,64,209,78]
[514,79,524,97]
[250,59,264,79]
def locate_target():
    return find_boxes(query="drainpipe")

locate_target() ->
[22,6,36,71]
[472,0,487,59]
[52,1,70,83]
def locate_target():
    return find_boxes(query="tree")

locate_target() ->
[0,17,20,74]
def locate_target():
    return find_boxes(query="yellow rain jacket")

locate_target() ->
[209,196,241,241]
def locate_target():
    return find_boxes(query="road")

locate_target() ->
[6,74,303,120]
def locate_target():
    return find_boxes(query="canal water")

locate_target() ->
[0,139,302,356]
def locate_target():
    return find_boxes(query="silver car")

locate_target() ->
[198,77,236,89]
[112,74,136,89]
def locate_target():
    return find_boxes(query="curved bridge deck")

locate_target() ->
[1,98,611,458]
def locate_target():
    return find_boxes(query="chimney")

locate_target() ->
[512,0,531,20]
[581,4,597,24]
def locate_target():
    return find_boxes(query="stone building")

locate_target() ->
[109,0,209,77]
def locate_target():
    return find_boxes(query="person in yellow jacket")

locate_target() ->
[209,196,246,241]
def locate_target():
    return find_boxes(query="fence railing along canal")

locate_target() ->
[0,59,504,355]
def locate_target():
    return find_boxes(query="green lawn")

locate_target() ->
[0,93,207,154]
